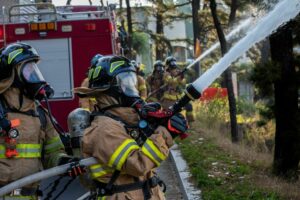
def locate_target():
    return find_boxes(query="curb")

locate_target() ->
[170,144,202,200]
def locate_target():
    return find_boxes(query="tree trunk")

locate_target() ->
[271,24,300,180]
[228,0,238,25]
[155,0,164,60]
[192,0,201,76]
[210,0,239,142]
[119,0,123,10]
[100,0,104,7]
[125,0,133,59]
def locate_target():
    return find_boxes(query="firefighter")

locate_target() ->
[0,43,83,199]
[131,60,147,100]
[161,56,195,123]
[74,55,188,200]
[79,54,103,112]
[146,60,165,102]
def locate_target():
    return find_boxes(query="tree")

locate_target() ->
[270,23,300,180]
[125,0,133,58]
[192,0,201,76]
[119,0,123,10]
[228,0,238,25]
[210,0,239,142]
[155,0,165,60]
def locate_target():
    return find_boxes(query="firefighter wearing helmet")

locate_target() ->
[131,60,147,100]
[0,43,83,199]
[146,60,165,102]
[79,54,103,112]
[74,55,188,200]
[161,56,195,123]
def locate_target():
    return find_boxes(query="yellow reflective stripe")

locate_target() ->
[0,145,5,158]
[16,144,41,158]
[110,61,125,73]
[108,139,139,170]
[8,49,23,64]
[147,97,158,102]
[0,144,41,158]
[82,107,90,111]
[93,66,102,79]
[163,93,184,101]
[142,139,166,166]
[98,196,107,200]
[90,98,97,103]
[44,136,64,154]
[138,85,147,91]
[89,164,114,179]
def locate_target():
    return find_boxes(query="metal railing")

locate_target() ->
[8,3,57,23]
[7,3,112,23]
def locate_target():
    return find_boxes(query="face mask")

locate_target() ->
[19,62,52,100]
[116,72,139,98]
[105,72,141,107]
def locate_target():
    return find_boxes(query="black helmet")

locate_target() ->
[90,54,103,67]
[87,55,140,107]
[0,43,40,81]
[153,60,164,73]
[165,56,177,70]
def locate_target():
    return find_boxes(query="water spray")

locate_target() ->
[147,17,254,100]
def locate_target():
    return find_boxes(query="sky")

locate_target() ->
[51,0,150,6]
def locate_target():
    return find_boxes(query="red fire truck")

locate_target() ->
[0,3,120,130]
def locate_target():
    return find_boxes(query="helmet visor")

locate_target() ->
[116,72,139,97]
[169,60,177,68]
[21,62,45,83]
[155,65,164,72]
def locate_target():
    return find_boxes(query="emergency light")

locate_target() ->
[0,27,3,38]
[85,23,96,31]
[30,22,56,31]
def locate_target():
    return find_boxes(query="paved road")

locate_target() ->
[40,156,183,200]
[157,156,184,200]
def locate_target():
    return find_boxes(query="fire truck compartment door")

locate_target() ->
[20,38,73,99]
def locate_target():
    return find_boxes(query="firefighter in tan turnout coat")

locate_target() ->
[74,55,188,200]
[0,43,83,199]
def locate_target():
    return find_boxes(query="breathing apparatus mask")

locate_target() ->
[107,71,141,107]
[18,61,54,100]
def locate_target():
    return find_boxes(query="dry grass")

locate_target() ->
[190,120,300,200]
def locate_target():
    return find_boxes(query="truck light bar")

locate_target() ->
[30,22,56,32]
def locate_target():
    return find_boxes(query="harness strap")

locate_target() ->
[95,176,165,198]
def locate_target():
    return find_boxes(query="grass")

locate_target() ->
[177,120,300,200]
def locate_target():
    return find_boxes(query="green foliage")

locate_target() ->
[236,98,256,116]
[195,98,229,126]
[250,61,281,98]
[132,32,149,55]
[179,134,281,200]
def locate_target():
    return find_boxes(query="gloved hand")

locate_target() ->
[140,102,162,118]
[58,156,86,178]
[167,113,188,139]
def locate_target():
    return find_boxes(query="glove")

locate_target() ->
[140,102,162,118]
[58,156,86,178]
[167,113,188,139]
